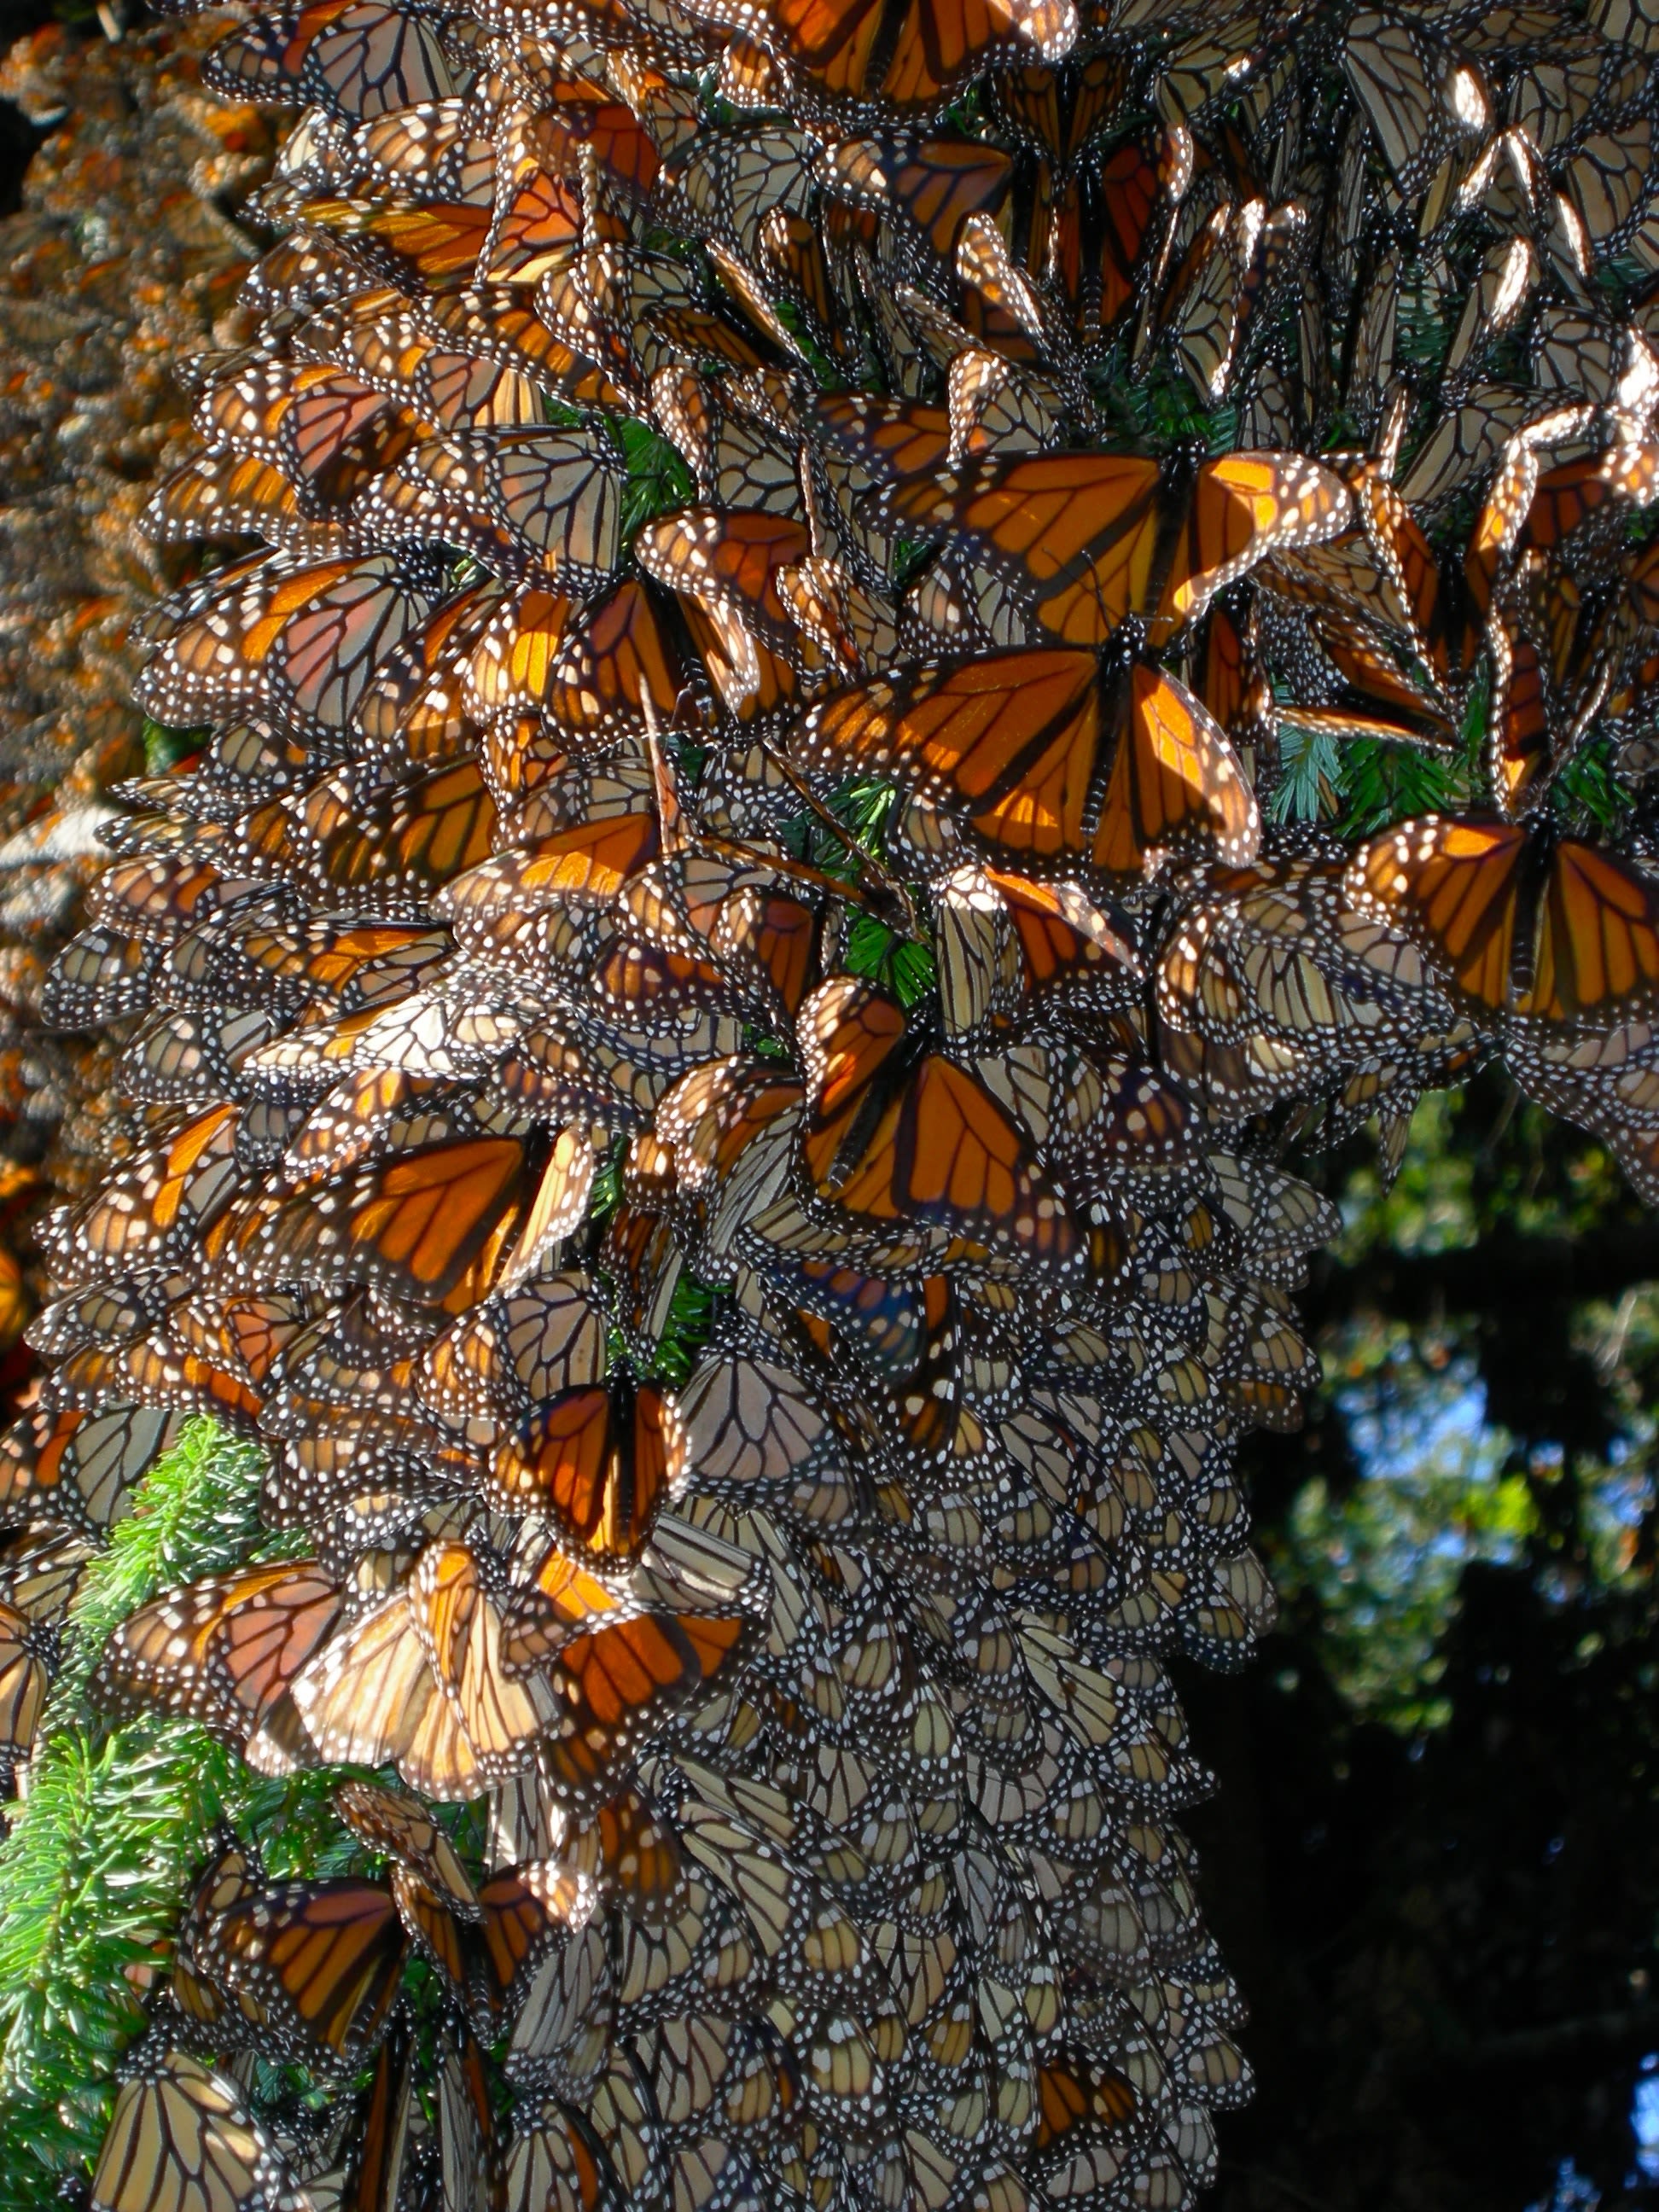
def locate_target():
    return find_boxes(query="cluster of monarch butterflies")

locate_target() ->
[0,15,282,1380]
[6,0,1659,2205]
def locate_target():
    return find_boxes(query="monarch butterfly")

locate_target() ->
[877,447,1349,644]
[800,643,1260,876]
[208,1874,408,2068]
[668,123,815,268]
[205,0,454,120]
[275,1069,450,1188]
[354,580,504,758]
[0,1598,47,1769]
[476,1858,598,2015]
[91,1561,346,1742]
[562,1782,687,1911]
[365,428,627,590]
[227,362,396,496]
[753,1229,932,1378]
[1273,475,1451,690]
[337,2021,416,2212]
[545,577,709,749]
[1272,685,1457,759]
[136,555,434,738]
[172,1834,264,2037]
[294,294,533,424]
[1191,1152,1343,1284]
[656,1055,809,1206]
[277,754,499,904]
[335,95,493,197]
[1161,195,1307,410]
[0,1405,183,1536]
[657,374,804,518]
[90,2049,303,2212]
[483,148,585,288]
[1464,427,1659,620]
[1484,608,1560,818]
[820,132,1015,264]
[399,282,631,412]
[798,975,1078,1267]
[603,1198,687,1369]
[241,232,364,321]
[635,508,816,663]
[50,1103,243,1288]
[265,1314,483,1449]
[533,75,666,196]
[238,1132,526,1305]
[1055,131,1179,340]
[44,1336,264,1432]
[421,1271,609,1424]
[301,191,495,288]
[934,862,1139,1036]
[1340,7,1487,199]
[619,850,823,1029]
[118,1005,280,1108]
[503,2098,626,2212]
[491,1376,685,1556]
[441,811,661,927]
[269,1541,557,1796]
[536,1607,753,1798]
[39,923,156,1031]
[944,346,1061,469]
[334,1778,483,1919]
[235,919,453,1020]
[0,1521,94,1627]
[1346,815,1659,1024]
[581,938,747,1036]
[144,449,362,559]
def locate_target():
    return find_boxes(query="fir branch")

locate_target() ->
[49,1417,266,1710]
[0,1419,265,2203]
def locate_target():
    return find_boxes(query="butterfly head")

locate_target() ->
[1103,615,1149,672]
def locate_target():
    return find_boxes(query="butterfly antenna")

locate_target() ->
[757,738,919,934]
[695,826,921,937]
[640,688,916,930]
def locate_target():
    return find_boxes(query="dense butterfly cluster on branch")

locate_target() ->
[0,15,282,1382]
[6,0,1659,2205]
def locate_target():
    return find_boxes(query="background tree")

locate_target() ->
[1197,1074,1659,2212]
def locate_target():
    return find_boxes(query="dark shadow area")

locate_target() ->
[0,0,71,215]
[1189,1074,1659,2212]
[1188,1582,1659,2212]
[0,94,44,217]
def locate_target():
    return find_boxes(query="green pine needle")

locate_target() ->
[140,719,209,776]
[0,1419,265,2203]
[615,415,695,541]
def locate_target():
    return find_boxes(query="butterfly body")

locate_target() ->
[1348,814,1659,1027]
[800,639,1260,876]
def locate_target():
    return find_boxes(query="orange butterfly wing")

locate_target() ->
[252,1137,525,1304]
[1346,816,1528,1011]
[802,981,1074,1263]
[444,812,660,923]
[96,1562,345,1738]
[1528,841,1659,1022]
[887,456,1162,645]
[492,1382,679,1558]
[543,1611,749,1796]
[212,1880,408,2061]
[802,648,1106,863]
[1161,453,1352,627]
[1035,2051,1138,2149]
[1090,667,1260,875]
[981,868,1137,997]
